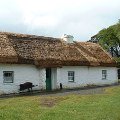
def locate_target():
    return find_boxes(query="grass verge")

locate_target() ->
[0,86,120,120]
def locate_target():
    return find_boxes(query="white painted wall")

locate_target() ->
[56,66,118,89]
[39,68,46,90]
[0,64,46,94]
[0,64,118,94]
[51,68,57,90]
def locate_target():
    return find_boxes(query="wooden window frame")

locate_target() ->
[3,71,14,83]
[68,71,75,82]
[102,70,107,80]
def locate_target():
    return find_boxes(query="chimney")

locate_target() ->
[62,34,74,43]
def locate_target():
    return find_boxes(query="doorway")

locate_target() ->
[46,68,52,91]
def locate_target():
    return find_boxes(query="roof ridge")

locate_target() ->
[0,31,60,41]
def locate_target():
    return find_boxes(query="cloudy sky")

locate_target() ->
[0,0,120,41]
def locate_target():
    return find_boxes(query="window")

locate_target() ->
[102,70,107,80]
[68,71,74,82]
[3,71,14,83]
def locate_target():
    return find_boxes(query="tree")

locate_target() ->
[94,22,120,57]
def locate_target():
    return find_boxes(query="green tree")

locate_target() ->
[95,22,120,57]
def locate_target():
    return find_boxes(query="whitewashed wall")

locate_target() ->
[0,64,46,94]
[39,68,46,90]
[0,64,118,94]
[51,68,57,90]
[56,66,118,89]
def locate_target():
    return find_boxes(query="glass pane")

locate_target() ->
[68,71,74,76]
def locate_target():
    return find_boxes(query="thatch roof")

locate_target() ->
[0,32,117,67]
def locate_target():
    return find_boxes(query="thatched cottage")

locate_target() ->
[0,32,118,94]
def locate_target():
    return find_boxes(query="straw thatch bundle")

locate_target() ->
[0,32,117,67]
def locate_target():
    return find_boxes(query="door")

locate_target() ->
[46,68,52,91]
[118,69,120,79]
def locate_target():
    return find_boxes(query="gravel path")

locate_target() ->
[1,84,119,99]
[41,87,105,97]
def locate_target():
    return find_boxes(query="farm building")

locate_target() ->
[0,32,118,94]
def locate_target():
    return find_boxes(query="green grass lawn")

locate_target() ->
[0,86,120,120]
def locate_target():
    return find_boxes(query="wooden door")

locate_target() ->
[46,68,52,91]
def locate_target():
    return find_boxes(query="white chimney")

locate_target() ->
[62,34,74,43]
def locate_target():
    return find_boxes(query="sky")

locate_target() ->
[0,0,120,41]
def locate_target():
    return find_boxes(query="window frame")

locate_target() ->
[102,70,107,80]
[68,71,75,82]
[3,71,14,83]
